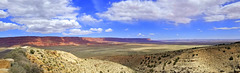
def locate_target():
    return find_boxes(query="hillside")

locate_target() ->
[93,42,240,73]
[4,47,134,73]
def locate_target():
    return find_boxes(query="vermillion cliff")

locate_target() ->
[0,36,153,47]
[0,36,114,47]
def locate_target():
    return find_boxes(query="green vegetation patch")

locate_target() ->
[173,57,180,65]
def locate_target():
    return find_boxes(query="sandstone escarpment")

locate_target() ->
[0,37,115,47]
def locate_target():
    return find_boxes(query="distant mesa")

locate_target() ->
[0,36,153,47]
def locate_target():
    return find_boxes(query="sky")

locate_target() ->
[0,0,240,40]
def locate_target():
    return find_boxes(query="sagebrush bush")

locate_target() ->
[4,48,42,73]
[30,49,35,54]
[229,56,233,60]
[173,57,180,65]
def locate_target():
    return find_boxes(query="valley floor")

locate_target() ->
[35,43,208,58]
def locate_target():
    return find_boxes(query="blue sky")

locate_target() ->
[0,0,240,40]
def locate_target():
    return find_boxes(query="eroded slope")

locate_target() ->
[8,47,134,73]
[94,43,240,73]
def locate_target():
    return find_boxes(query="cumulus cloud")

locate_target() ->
[12,18,81,34]
[0,10,8,18]
[204,2,240,22]
[63,28,104,35]
[96,0,240,24]
[63,29,93,35]
[213,27,240,30]
[105,28,113,32]
[90,28,103,33]
[0,0,80,33]
[0,21,22,31]
[78,13,103,23]
[204,15,225,22]
[137,33,144,36]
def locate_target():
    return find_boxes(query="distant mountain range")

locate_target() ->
[0,36,239,47]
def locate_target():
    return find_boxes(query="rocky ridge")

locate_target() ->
[94,42,240,73]
[24,46,134,73]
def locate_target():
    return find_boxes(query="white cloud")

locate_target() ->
[213,27,240,30]
[235,20,240,23]
[204,15,225,22]
[0,21,22,31]
[0,0,80,34]
[137,33,144,36]
[204,2,240,22]
[105,28,113,32]
[0,0,78,19]
[97,0,231,24]
[63,28,104,35]
[63,29,93,35]
[90,28,103,33]
[12,18,81,34]
[197,29,203,32]
[149,33,155,36]
[0,10,8,18]
[78,13,102,23]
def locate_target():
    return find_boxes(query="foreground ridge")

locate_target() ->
[7,46,135,73]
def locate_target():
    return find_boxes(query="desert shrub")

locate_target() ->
[30,49,35,54]
[173,57,180,65]
[226,47,231,50]
[161,54,170,58]
[149,69,154,72]
[4,48,42,73]
[229,56,233,60]
[168,61,172,64]
[163,61,167,69]
[192,47,197,49]
[158,57,161,60]
[147,65,151,68]
[10,63,26,73]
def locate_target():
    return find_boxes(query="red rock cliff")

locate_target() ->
[0,36,111,47]
[0,36,152,47]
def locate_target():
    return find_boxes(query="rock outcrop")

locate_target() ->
[24,47,134,73]
[0,59,14,73]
